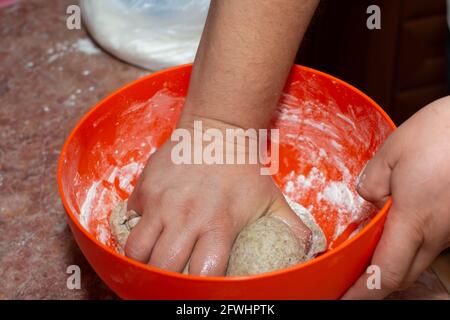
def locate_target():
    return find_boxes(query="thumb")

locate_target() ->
[269,195,312,253]
[357,141,398,209]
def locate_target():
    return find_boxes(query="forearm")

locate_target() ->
[182,0,319,129]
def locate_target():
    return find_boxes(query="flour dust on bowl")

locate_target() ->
[57,64,395,299]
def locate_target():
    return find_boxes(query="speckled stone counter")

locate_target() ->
[0,0,448,300]
[0,0,147,299]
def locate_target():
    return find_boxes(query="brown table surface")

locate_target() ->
[0,0,448,299]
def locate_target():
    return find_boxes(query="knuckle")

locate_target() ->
[207,223,232,242]
[357,182,384,203]
[160,186,192,205]
[210,222,231,237]
[203,228,233,250]
[179,200,199,221]
[402,215,426,247]
[158,188,175,205]
[137,182,160,203]
[159,195,199,226]
[211,207,233,225]
[397,278,414,291]
[380,269,404,291]
[146,184,164,200]
[124,241,146,261]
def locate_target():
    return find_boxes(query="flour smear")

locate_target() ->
[76,77,392,254]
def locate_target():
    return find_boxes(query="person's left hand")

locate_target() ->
[342,96,450,299]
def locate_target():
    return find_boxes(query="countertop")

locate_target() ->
[0,0,448,299]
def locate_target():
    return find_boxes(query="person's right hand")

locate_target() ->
[124,117,312,276]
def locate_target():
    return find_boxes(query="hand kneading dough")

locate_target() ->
[110,202,310,276]
[226,216,306,276]
[109,201,190,274]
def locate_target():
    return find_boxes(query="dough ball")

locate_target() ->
[110,202,310,276]
[226,216,306,276]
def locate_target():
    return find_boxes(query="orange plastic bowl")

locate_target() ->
[57,64,395,299]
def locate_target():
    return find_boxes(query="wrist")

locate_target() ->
[180,95,275,130]
[177,113,239,130]
[173,112,278,176]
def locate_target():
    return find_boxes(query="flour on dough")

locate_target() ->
[110,198,327,276]
[109,201,141,254]
[285,196,327,259]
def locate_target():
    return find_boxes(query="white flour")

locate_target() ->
[73,38,102,55]
[274,86,383,246]
[284,167,326,195]
[319,182,357,212]
[79,181,100,230]
[282,165,370,245]
[76,83,391,256]
[285,196,327,258]
[46,37,101,64]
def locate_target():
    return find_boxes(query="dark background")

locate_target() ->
[296,0,449,125]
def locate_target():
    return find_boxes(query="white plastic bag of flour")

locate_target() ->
[80,0,210,70]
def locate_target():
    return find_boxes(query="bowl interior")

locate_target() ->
[60,65,394,259]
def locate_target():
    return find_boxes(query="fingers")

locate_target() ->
[356,131,404,209]
[127,179,143,213]
[357,152,393,209]
[126,181,232,275]
[401,243,441,289]
[342,204,424,299]
[126,197,198,272]
[188,229,234,276]
[125,211,162,263]
[148,221,197,273]
[270,196,312,252]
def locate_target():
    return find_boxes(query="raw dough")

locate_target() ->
[109,201,141,254]
[109,201,325,276]
[226,216,306,276]
[285,196,327,260]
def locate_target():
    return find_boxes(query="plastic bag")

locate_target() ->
[80,0,210,70]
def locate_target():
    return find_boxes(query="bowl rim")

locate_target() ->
[57,63,396,283]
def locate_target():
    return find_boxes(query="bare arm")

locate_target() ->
[126,0,319,275]
[182,0,319,129]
